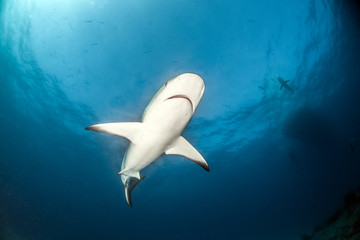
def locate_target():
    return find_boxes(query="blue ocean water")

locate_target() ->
[1,0,360,239]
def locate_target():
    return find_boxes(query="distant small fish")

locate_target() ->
[83,20,105,24]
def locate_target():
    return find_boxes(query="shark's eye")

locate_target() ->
[165,82,168,87]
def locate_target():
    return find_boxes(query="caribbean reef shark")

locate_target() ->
[86,73,209,207]
[276,77,294,92]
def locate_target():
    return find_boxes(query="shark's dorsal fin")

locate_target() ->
[165,136,209,171]
[85,122,143,144]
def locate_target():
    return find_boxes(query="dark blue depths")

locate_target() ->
[1,0,360,239]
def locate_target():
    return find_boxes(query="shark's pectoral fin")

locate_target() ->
[165,136,209,172]
[124,175,145,207]
[85,122,143,144]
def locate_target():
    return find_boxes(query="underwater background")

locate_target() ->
[1,0,360,239]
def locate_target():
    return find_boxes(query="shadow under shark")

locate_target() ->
[282,106,335,147]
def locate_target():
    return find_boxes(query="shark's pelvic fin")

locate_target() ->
[85,122,143,144]
[124,175,145,207]
[165,136,209,171]
[118,168,140,179]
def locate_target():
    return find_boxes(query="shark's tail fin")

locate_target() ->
[118,170,145,207]
[124,176,145,207]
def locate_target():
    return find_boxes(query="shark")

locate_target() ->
[86,73,209,207]
[276,77,294,92]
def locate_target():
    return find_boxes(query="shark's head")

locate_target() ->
[159,73,205,113]
[142,73,205,121]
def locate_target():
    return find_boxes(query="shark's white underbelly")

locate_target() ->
[122,98,193,172]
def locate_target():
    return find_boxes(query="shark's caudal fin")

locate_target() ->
[165,136,209,171]
[124,175,145,207]
[118,169,144,207]
[85,122,143,144]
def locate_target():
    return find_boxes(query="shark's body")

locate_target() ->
[277,77,294,91]
[86,73,209,207]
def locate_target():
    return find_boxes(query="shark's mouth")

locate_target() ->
[166,94,193,111]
